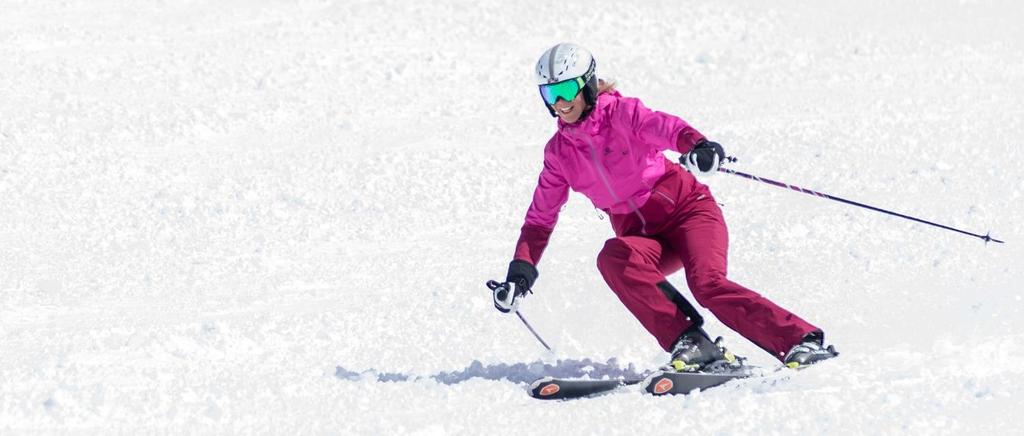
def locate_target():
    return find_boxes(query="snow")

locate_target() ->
[1,0,1022,433]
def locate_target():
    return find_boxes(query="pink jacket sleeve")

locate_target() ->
[614,96,706,154]
[514,142,570,265]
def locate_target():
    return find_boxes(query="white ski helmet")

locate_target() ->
[535,43,598,117]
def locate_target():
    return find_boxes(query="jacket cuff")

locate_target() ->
[675,126,707,154]
[513,223,554,265]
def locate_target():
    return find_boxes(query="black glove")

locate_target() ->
[681,140,725,174]
[489,260,539,313]
[505,259,539,291]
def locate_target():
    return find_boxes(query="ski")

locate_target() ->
[528,366,759,400]
[528,376,645,400]
[642,370,749,396]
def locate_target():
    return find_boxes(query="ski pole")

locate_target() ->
[717,157,1004,244]
[486,280,554,352]
[515,311,553,352]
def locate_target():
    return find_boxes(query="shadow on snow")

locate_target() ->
[335,358,647,385]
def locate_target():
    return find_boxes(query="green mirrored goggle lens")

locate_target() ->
[539,77,584,105]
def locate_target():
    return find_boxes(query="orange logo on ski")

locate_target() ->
[652,377,674,395]
[539,383,561,396]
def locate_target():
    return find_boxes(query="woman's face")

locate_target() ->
[551,92,586,124]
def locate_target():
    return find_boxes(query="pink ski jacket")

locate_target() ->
[513,90,706,265]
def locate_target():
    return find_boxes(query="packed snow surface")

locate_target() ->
[2,0,1022,433]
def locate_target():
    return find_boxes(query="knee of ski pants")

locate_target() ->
[686,272,731,303]
[596,237,645,274]
[596,238,625,273]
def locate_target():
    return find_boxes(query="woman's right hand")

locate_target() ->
[488,260,539,313]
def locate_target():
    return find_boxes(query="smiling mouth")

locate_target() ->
[558,104,574,115]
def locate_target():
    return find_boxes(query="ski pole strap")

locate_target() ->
[717,165,1004,244]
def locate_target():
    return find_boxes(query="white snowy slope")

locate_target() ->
[1,0,1022,433]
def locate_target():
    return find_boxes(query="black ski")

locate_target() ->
[642,370,749,395]
[526,353,837,400]
[528,367,756,400]
[528,376,645,400]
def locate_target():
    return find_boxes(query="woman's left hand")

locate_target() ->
[681,140,725,175]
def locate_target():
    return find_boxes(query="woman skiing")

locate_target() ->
[495,43,838,370]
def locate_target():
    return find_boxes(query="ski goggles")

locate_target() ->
[539,77,586,105]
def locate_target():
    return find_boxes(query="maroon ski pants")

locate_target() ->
[597,164,819,361]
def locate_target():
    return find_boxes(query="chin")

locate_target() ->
[558,111,580,123]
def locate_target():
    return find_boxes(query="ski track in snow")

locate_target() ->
[1,0,1022,433]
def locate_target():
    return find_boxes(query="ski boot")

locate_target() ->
[784,332,839,369]
[664,327,740,373]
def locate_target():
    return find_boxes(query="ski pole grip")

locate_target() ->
[487,280,518,313]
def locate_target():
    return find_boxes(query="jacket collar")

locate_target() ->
[557,90,620,144]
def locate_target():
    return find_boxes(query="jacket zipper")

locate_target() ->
[578,133,649,234]
[655,190,675,205]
